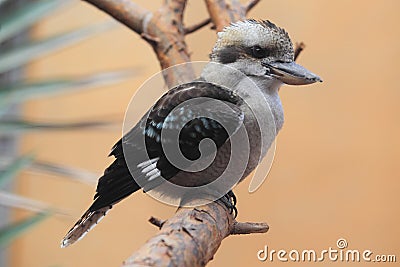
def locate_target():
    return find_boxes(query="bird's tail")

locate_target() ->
[61,206,111,248]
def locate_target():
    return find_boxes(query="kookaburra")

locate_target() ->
[61,19,321,247]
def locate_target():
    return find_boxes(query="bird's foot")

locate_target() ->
[218,190,238,218]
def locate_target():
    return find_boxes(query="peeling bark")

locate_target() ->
[84,0,194,86]
[123,201,268,267]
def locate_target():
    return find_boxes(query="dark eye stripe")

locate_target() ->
[213,45,271,64]
[214,46,241,64]
[249,45,268,58]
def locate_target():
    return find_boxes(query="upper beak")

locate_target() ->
[263,61,322,85]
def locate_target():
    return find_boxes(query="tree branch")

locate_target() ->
[184,18,211,34]
[245,0,261,12]
[204,0,261,31]
[148,0,196,86]
[123,200,268,267]
[84,0,195,86]
[294,42,306,61]
[184,0,259,34]
[204,0,244,32]
[148,216,165,229]
[231,221,269,235]
[83,0,151,34]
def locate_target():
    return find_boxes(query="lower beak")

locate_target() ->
[264,61,322,85]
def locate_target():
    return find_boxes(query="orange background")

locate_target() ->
[11,0,400,266]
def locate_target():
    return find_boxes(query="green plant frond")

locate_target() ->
[0,191,52,213]
[0,0,9,7]
[0,191,71,223]
[0,118,116,133]
[0,0,66,43]
[31,161,98,186]
[0,191,69,217]
[0,153,35,189]
[0,210,51,248]
[0,69,136,106]
[0,21,117,74]
[0,102,15,118]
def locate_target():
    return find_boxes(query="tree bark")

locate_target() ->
[84,0,195,87]
[205,0,260,31]
[122,200,268,267]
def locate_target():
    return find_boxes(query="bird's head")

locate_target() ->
[210,20,322,85]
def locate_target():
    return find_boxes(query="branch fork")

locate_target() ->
[123,200,268,267]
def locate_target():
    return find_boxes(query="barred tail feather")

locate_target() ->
[61,206,111,248]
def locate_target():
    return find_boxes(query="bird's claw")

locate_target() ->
[218,190,238,218]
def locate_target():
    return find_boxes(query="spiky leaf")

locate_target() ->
[0,69,135,106]
[0,191,68,216]
[0,0,65,43]
[0,154,35,188]
[0,21,116,73]
[31,161,98,186]
[0,211,50,247]
[0,0,9,7]
[0,118,115,133]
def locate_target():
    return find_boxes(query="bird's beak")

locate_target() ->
[263,61,322,85]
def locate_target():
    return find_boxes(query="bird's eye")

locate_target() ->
[251,45,266,58]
